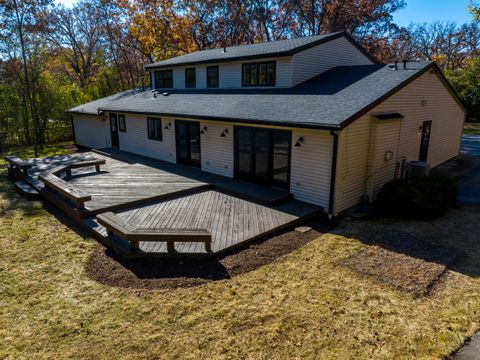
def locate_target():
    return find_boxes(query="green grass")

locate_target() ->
[2,141,75,161]
[464,122,480,135]
[2,143,480,359]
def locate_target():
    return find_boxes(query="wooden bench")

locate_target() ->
[50,159,106,177]
[38,173,91,209]
[5,156,33,177]
[97,212,212,253]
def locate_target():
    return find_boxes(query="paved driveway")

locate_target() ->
[462,135,480,156]
[458,135,480,204]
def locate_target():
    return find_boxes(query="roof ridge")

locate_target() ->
[145,32,346,69]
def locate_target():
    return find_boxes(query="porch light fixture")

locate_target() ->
[200,126,207,134]
[220,128,229,137]
[164,122,171,130]
[294,137,304,147]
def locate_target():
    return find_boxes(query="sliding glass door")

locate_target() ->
[234,126,291,189]
[175,121,201,167]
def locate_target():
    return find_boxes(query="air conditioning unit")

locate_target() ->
[405,160,430,178]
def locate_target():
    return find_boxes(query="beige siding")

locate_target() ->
[154,57,292,90]
[372,120,402,196]
[75,111,335,207]
[290,129,333,209]
[73,114,110,149]
[335,70,465,214]
[291,37,374,86]
[199,121,234,177]
[117,114,176,163]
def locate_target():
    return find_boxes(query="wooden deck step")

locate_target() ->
[13,179,40,199]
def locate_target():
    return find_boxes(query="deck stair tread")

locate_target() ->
[13,179,40,197]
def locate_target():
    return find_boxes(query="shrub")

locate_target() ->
[376,176,457,219]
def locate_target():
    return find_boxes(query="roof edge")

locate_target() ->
[144,32,346,70]
[94,108,341,131]
[67,110,104,116]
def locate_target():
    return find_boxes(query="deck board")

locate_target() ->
[22,149,323,256]
[87,189,321,255]
[26,149,293,214]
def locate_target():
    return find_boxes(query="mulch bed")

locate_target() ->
[342,232,461,297]
[86,218,333,290]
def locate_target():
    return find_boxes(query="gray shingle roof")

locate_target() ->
[145,32,347,69]
[68,62,434,129]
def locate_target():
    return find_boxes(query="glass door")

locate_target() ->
[272,131,290,187]
[234,126,291,189]
[175,121,201,167]
[109,113,119,148]
[419,121,432,162]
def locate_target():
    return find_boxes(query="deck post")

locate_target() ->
[204,241,211,252]
[131,240,139,250]
[167,241,175,253]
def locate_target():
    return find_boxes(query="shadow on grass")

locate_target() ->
[337,208,480,297]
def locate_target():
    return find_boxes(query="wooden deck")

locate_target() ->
[87,189,321,256]
[14,149,323,257]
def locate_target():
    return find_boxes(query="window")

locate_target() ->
[147,117,163,141]
[118,114,126,132]
[207,66,219,88]
[242,61,276,86]
[154,70,173,88]
[185,68,196,88]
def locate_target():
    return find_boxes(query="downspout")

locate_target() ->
[328,130,339,219]
[70,113,77,146]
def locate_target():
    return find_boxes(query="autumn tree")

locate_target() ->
[45,1,103,89]
[0,0,53,145]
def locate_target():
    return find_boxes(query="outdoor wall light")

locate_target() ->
[294,136,304,147]
[200,126,207,134]
[220,128,229,137]
[164,122,172,130]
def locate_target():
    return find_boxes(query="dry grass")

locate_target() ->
[2,144,480,359]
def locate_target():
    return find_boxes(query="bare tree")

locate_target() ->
[46,1,102,89]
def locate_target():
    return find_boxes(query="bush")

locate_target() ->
[376,176,457,219]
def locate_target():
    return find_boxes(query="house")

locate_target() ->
[68,32,466,217]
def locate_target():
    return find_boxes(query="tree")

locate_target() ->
[46,1,103,89]
[446,57,480,121]
[286,0,406,37]
[0,0,53,145]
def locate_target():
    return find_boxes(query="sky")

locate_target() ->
[393,0,472,26]
[56,0,473,26]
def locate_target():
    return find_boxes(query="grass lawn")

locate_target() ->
[2,143,480,359]
[464,122,480,135]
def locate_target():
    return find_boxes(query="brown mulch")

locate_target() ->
[86,218,333,290]
[342,232,461,297]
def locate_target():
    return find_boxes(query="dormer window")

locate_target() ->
[242,61,276,87]
[207,66,219,88]
[185,68,196,88]
[155,70,173,88]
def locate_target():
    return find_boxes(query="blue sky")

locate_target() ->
[56,0,473,26]
[393,0,472,26]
